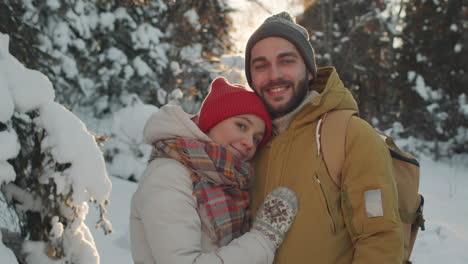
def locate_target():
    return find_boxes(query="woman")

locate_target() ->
[130,77,298,264]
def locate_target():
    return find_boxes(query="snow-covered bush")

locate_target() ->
[0,33,112,264]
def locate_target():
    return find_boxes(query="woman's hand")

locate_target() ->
[252,187,298,249]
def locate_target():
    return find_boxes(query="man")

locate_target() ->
[245,12,404,263]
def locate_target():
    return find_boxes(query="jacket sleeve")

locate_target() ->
[130,158,275,264]
[341,117,404,263]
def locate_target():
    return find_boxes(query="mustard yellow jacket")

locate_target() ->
[251,67,404,264]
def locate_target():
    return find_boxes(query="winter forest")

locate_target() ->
[0,0,467,263]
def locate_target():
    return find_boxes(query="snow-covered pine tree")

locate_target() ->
[394,0,468,158]
[4,0,234,181]
[0,33,112,264]
[299,0,399,128]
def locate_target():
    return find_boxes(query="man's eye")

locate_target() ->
[254,63,267,70]
[282,59,295,64]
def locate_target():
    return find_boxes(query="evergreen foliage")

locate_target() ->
[0,0,54,75]
[395,0,468,156]
[12,0,233,113]
[299,0,398,126]
[298,0,468,157]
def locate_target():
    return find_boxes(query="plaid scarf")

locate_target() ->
[150,138,253,246]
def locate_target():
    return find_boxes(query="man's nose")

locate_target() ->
[269,63,283,81]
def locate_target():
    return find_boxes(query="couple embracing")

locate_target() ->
[130,11,403,264]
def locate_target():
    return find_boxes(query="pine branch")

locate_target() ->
[1,183,43,213]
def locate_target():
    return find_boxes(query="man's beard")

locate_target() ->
[260,73,310,118]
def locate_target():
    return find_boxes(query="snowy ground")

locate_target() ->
[84,155,468,264]
[410,156,468,263]
[86,177,136,264]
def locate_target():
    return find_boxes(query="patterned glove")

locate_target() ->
[252,187,298,249]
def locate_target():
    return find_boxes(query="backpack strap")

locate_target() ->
[319,110,358,187]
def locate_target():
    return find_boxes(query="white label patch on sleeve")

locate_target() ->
[365,189,383,218]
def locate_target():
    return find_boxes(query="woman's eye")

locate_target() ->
[236,122,246,130]
[253,136,261,145]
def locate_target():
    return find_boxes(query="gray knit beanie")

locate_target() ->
[245,12,317,87]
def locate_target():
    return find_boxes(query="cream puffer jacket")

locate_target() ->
[130,105,275,264]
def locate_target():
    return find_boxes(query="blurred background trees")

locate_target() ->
[395,0,467,156]
[299,0,467,157]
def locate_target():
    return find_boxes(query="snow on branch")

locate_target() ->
[0,32,112,263]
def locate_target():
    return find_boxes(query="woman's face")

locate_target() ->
[207,114,266,161]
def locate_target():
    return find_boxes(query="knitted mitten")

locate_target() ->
[252,187,298,249]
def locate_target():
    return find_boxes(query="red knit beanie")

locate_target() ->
[199,77,272,147]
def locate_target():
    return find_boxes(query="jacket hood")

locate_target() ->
[291,67,358,129]
[143,105,211,145]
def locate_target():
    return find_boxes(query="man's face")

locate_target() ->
[250,37,312,118]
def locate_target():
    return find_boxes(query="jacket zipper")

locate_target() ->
[315,173,337,234]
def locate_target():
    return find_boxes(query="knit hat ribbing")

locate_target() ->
[199,77,272,147]
[245,12,317,87]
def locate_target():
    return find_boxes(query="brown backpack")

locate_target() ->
[318,110,425,264]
